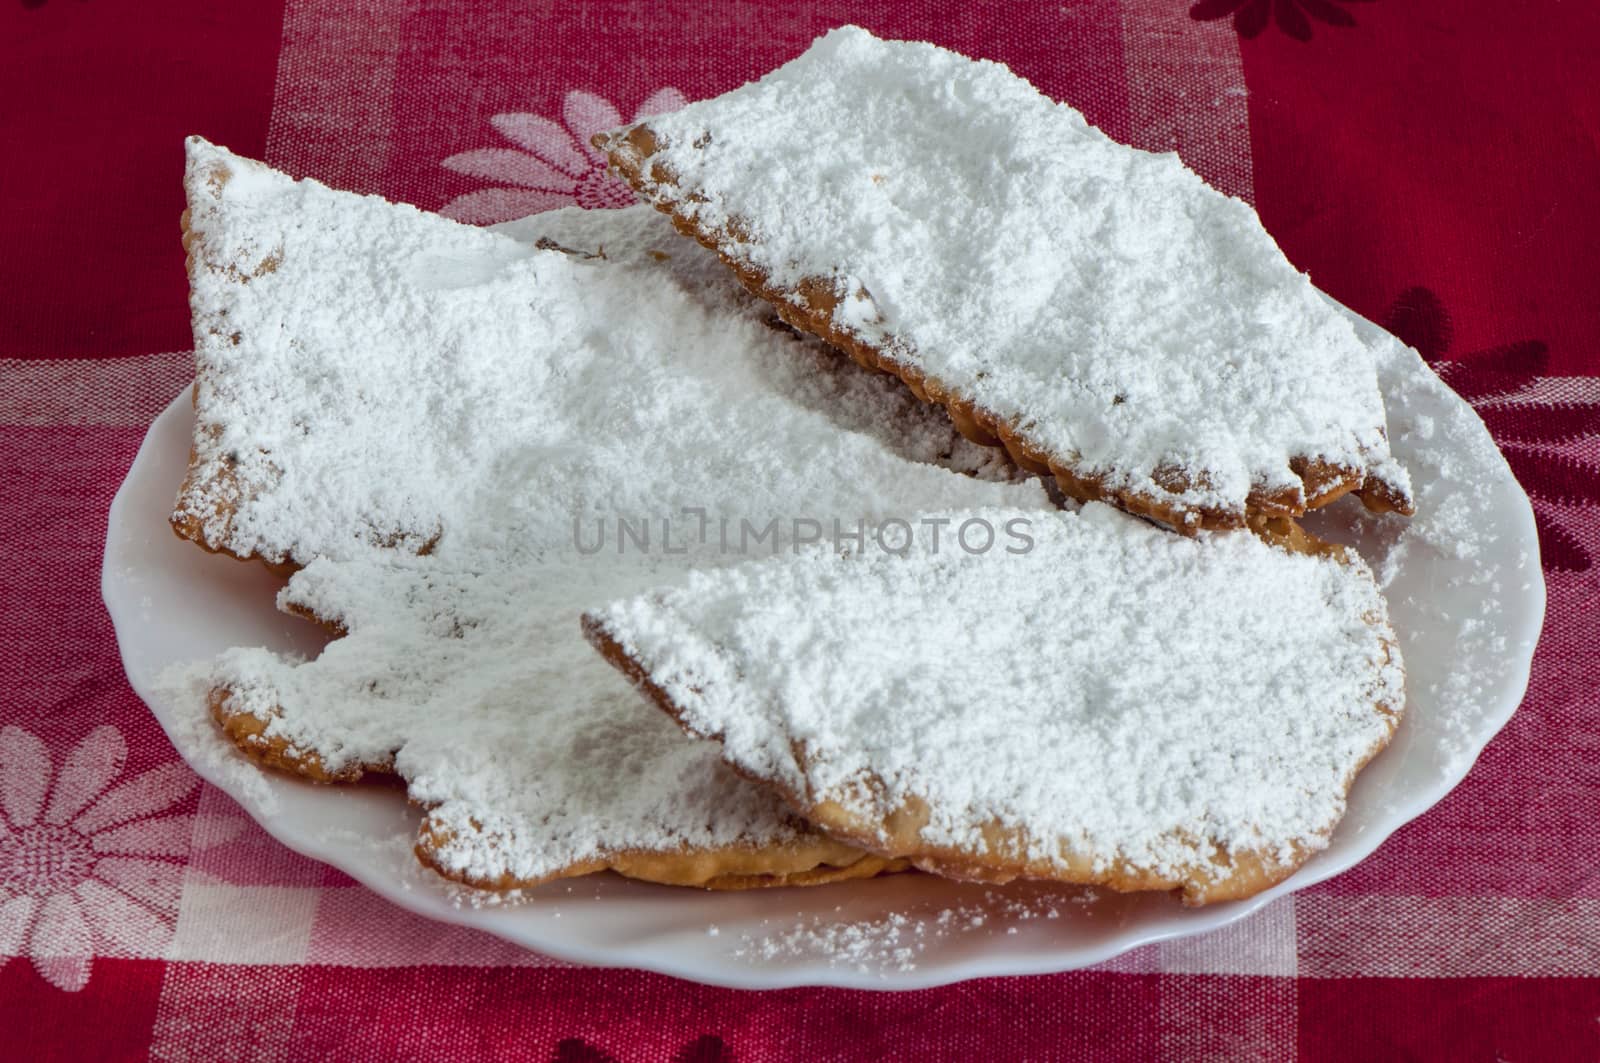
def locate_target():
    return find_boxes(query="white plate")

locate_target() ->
[103,324,1544,989]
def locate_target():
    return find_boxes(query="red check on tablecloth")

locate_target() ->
[4,0,1599,1058]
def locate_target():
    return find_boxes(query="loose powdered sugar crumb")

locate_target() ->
[732,889,1090,974]
[1303,309,1535,763]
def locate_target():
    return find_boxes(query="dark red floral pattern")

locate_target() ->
[1189,0,1374,42]
[1385,286,1598,572]
[553,1035,732,1063]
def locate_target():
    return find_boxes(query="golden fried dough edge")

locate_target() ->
[596,124,1415,534]
[417,815,907,893]
[174,169,301,577]
[582,611,1404,906]
[208,684,901,892]
[208,684,394,784]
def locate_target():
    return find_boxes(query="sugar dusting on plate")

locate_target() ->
[731,890,1091,976]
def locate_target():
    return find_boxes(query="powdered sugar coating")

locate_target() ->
[176,140,1048,885]
[179,141,1027,566]
[209,555,822,883]
[589,503,1404,895]
[610,26,1410,524]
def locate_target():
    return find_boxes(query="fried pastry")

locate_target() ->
[585,503,1405,905]
[173,138,1047,890]
[206,555,903,890]
[595,26,1415,533]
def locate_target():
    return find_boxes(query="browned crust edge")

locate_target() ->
[173,185,435,581]
[209,685,393,784]
[207,680,902,892]
[595,124,1415,535]
[415,814,908,893]
[581,612,1403,907]
[173,180,302,577]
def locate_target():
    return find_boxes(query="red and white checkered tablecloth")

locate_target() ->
[4,0,1599,1058]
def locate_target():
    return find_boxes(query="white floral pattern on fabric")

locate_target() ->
[440,88,688,223]
[0,725,237,991]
